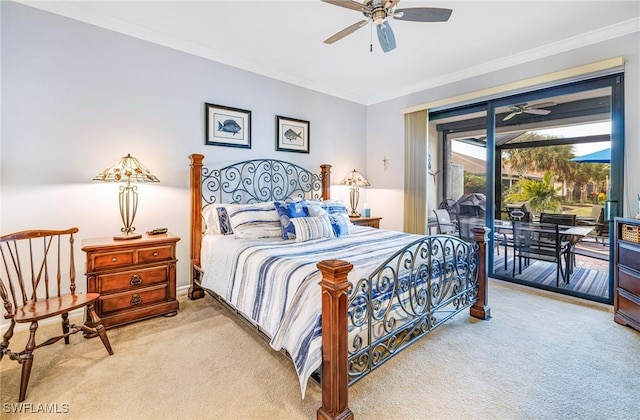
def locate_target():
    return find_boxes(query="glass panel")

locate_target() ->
[493,87,612,302]
[429,110,487,240]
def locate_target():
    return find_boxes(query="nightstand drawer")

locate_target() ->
[98,266,168,293]
[137,245,173,264]
[100,284,169,314]
[92,250,135,270]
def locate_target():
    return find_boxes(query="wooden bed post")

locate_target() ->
[321,164,332,200]
[188,154,205,300]
[470,226,491,320]
[317,259,354,420]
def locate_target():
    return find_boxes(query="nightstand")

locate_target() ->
[82,233,180,330]
[349,216,382,229]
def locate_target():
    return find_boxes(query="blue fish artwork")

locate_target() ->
[284,128,302,142]
[218,119,242,135]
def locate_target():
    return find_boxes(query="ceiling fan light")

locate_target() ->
[372,9,386,25]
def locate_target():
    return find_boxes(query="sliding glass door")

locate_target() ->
[429,73,624,304]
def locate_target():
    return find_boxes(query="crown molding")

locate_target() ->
[15,2,639,106]
[367,17,639,105]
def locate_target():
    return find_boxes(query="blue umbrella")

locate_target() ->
[570,148,610,163]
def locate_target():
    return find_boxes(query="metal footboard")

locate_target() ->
[346,234,479,385]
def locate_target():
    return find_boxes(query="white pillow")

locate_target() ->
[227,202,282,239]
[290,215,334,242]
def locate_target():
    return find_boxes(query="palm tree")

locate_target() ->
[505,172,562,216]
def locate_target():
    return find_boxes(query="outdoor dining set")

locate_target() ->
[432,194,600,286]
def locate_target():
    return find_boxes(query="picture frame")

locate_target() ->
[205,103,251,148]
[276,115,310,153]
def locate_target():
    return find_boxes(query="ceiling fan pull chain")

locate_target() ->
[370,23,373,52]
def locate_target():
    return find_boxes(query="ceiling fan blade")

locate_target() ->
[324,20,369,44]
[394,7,452,22]
[503,112,517,121]
[527,101,556,109]
[376,21,396,53]
[321,0,368,13]
[524,109,551,115]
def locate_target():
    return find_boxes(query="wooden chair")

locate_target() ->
[0,228,113,402]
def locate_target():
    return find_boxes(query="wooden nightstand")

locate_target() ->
[349,216,382,229]
[82,233,180,330]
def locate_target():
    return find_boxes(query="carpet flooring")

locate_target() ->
[493,254,610,299]
[1,280,638,419]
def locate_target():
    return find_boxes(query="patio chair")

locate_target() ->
[433,209,459,236]
[511,221,572,286]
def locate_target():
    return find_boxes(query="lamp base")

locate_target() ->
[113,232,142,241]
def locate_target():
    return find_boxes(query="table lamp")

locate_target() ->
[93,153,159,240]
[339,169,370,217]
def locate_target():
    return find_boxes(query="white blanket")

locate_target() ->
[200,226,422,398]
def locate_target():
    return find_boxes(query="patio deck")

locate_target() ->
[492,237,610,300]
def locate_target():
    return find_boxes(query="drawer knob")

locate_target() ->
[111,257,118,262]
[130,274,142,285]
[153,252,159,257]
[130,294,142,306]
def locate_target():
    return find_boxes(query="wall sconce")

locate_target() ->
[93,153,159,240]
[339,169,371,216]
[383,155,389,171]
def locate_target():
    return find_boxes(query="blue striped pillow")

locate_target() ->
[290,215,333,242]
[227,203,282,239]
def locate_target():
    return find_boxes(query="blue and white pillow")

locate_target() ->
[216,207,233,235]
[227,202,282,239]
[328,214,350,237]
[274,201,309,240]
[307,200,352,237]
[291,215,333,242]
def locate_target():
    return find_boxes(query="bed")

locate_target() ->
[188,154,490,419]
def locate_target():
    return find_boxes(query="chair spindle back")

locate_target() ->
[0,228,78,319]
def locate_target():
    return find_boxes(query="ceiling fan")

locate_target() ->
[321,0,453,53]
[502,102,556,121]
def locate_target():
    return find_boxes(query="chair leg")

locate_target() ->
[1,319,16,361]
[19,321,38,402]
[87,304,114,355]
[62,312,70,345]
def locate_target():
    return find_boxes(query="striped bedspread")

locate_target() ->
[200,226,423,398]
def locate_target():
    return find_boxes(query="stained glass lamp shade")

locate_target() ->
[93,154,159,240]
[339,169,371,216]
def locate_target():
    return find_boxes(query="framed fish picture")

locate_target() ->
[205,103,251,149]
[276,115,310,154]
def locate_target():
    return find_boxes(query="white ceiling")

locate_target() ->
[17,1,640,105]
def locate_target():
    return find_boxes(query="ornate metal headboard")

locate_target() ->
[200,158,329,204]
[188,154,331,270]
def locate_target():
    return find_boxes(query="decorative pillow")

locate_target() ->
[202,204,232,235]
[227,203,282,239]
[216,207,233,235]
[291,215,333,243]
[320,200,351,217]
[274,201,309,240]
[307,203,328,218]
[306,200,352,237]
[329,213,350,238]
